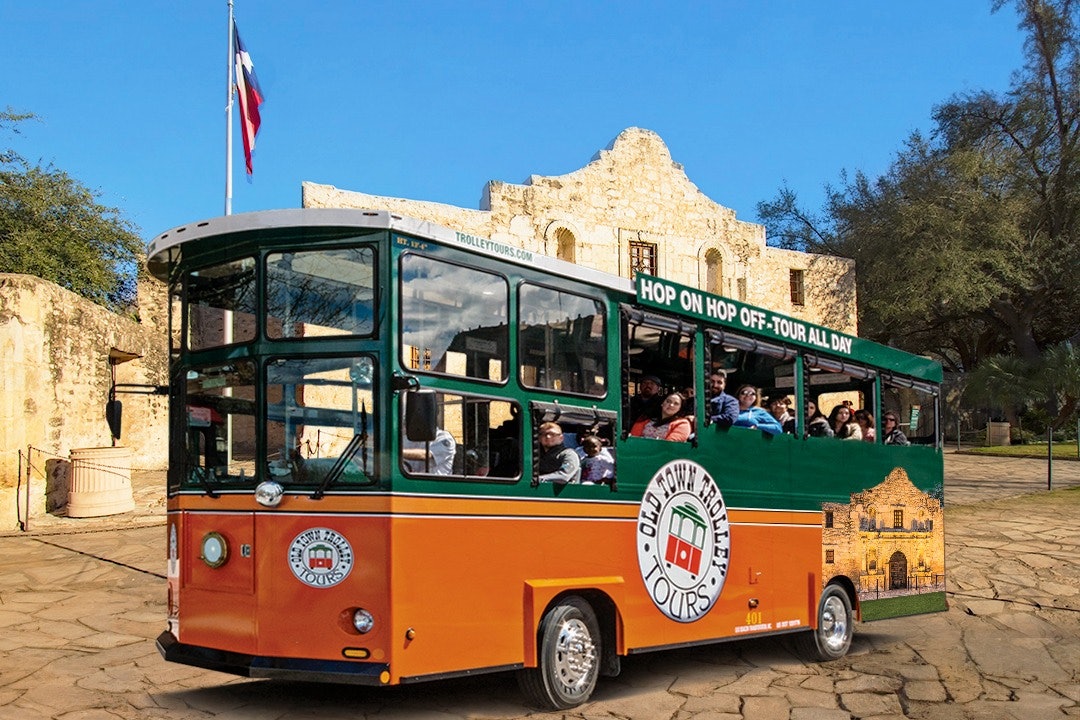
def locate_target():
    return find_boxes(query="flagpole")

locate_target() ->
[225,0,235,216]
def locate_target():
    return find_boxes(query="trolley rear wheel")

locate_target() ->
[517,596,601,709]
[797,583,854,661]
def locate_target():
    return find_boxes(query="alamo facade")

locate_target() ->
[303,127,857,333]
[1,127,857,530]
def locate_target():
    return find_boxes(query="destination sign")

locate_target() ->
[635,275,942,383]
[638,276,854,354]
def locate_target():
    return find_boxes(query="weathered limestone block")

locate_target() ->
[302,127,856,334]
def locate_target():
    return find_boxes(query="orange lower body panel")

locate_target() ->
[166,496,822,685]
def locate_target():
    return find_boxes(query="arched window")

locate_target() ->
[555,226,576,263]
[704,248,723,294]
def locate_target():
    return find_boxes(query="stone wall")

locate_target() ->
[303,127,857,333]
[0,272,169,530]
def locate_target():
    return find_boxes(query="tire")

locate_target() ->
[517,596,601,710]
[797,583,854,661]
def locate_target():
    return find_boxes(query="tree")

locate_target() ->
[964,341,1080,429]
[759,0,1080,373]
[1,108,144,313]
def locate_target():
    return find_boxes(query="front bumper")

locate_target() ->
[156,631,389,685]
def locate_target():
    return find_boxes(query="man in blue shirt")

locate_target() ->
[707,370,739,428]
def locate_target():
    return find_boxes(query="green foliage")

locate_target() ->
[1,108,143,312]
[965,341,1080,428]
[758,0,1080,373]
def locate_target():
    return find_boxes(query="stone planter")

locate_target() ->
[67,446,135,517]
[986,421,1011,447]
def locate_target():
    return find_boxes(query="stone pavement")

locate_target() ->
[0,453,1078,719]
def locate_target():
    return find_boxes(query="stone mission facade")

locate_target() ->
[303,127,858,333]
[0,272,168,529]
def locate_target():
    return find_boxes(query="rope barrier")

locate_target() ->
[13,445,165,533]
[25,445,164,475]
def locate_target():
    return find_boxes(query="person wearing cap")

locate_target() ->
[629,374,663,423]
[707,369,739,429]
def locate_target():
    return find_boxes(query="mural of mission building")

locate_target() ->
[823,467,946,602]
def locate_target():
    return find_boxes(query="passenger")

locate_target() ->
[829,405,863,440]
[732,385,783,436]
[578,435,615,486]
[629,374,663,423]
[766,394,796,434]
[707,369,738,428]
[882,412,911,446]
[536,422,581,484]
[402,427,457,474]
[854,409,875,443]
[630,392,693,442]
[805,400,834,438]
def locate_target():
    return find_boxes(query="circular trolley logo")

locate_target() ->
[288,528,354,588]
[636,460,731,622]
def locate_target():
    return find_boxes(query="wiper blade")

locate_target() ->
[311,432,367,499]
[312,402,372,499]
[190,465,220,498]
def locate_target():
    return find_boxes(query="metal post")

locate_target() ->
[1047,425,1053,491]
[956,418,961,452]
[24,445,32,532]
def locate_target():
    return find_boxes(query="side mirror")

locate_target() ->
[405,390,438,442]
[392,372,420,392]
[106,399,123,440]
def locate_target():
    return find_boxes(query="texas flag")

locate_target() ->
[233,24,264,175]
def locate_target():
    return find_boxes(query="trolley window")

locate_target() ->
[266,247,375,339]
[519,284,606,396]
[400,255,509,382]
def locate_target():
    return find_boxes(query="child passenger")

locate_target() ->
[578,435,615,486]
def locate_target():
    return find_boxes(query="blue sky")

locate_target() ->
[2,2,1025,244]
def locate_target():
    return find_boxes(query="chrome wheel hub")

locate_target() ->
[553,618,597,695]
[820,595,849,652]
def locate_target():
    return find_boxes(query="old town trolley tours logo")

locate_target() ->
[636,460,731,622]
[288,528,354,588]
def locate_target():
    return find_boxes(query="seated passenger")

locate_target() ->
[766,394,795,434]
[402,427,457,474]
[732,385,783,436]
[630,392,693,442]
[629,374,663,423]
[805,400,834,438]
[577,435,615,486]
[854,409,875,443]
[707,369,738,428]
[829,405,862,441]
[536,421,581,485]
[881,412,911,445]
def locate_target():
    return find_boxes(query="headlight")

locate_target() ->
[255,481,284,507]
[200,532,228,568]
[353,609,374,634]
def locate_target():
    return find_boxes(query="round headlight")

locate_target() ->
[200,532,228,568]
[255,481,284,507]
[353,609,375,634]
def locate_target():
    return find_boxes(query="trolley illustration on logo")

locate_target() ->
[665,503,707,577]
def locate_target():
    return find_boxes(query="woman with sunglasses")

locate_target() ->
[731,385,783,436]
[881,412,911,446]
